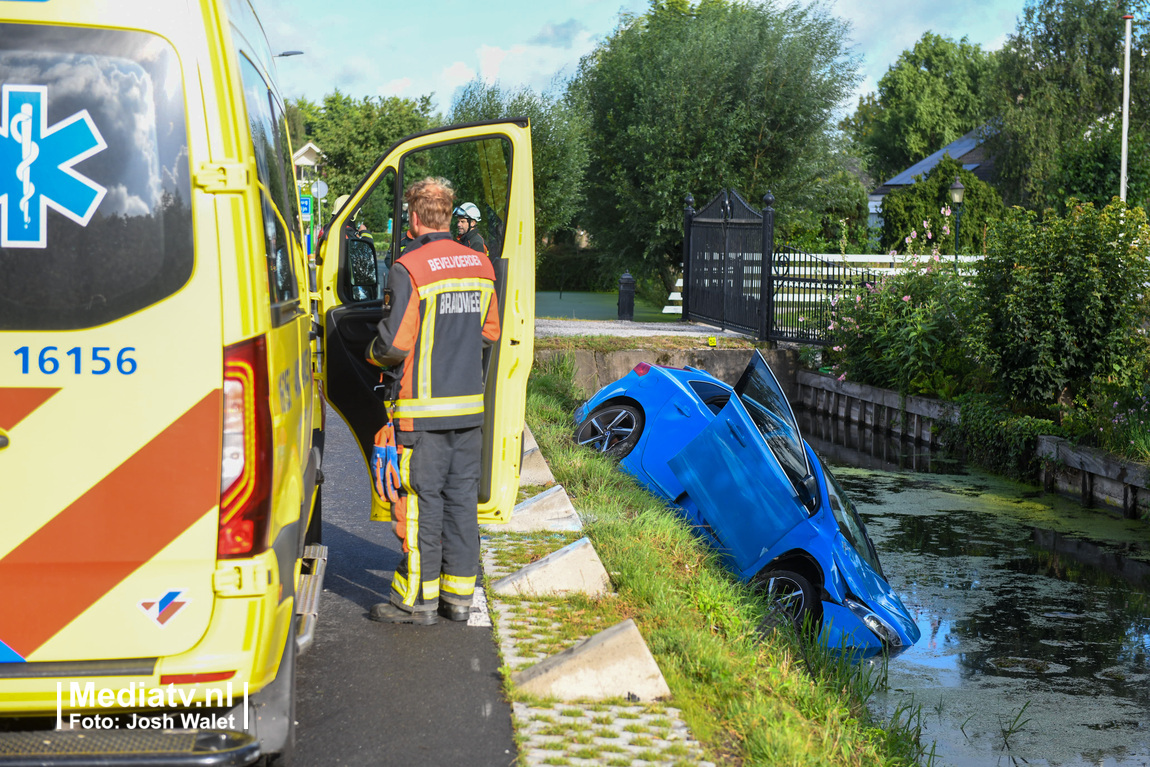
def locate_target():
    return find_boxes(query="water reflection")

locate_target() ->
[800,411,1150,765]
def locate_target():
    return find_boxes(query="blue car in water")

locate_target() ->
[573,351,920,656]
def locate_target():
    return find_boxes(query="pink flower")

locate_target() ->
[855,295,861,303]
[923,220,929,229]
[837,374,846,382]
[902,295,911,302]
[905,236,911,244]
[889,250,897,256]
[942,205,952,217]
[833,346,843,352]
[911,229,918,239]
[926,231,932,240]
[943,225,950,235]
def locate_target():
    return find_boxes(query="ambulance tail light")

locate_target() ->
[219,336,272,559]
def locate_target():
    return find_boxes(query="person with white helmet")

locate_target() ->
[453,202,488,256]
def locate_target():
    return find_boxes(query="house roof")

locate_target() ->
[292,141,323,167]
[877,128,985,192]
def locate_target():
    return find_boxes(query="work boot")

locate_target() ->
[370,602,437,625]
[437,602,471,622]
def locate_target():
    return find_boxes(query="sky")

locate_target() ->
[256,0,1030,115]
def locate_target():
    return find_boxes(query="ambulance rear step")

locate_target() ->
[0,729,258,766]
[294,543,328,656]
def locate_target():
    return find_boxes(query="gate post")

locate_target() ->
[760,191,776,342]
[682,194,695,322]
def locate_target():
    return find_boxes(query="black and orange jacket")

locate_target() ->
[373,231,500,431]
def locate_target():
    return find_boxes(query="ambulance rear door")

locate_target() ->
[0,7,222,663]
[315,121,535,523]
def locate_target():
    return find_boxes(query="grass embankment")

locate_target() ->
[523,354,925,765]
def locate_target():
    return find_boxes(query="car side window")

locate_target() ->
[688,380,730,414]
[238,53,300,322]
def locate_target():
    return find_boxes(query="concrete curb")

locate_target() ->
[511,618,672,702]
[493,484,582,532]
[490,536,611,597]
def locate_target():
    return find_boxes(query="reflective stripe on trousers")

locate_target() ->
[389,426,482,611]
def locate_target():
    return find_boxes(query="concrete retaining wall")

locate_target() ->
[534,348,798,400]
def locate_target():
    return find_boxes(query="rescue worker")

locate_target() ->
[453,202,488,256]
[365,177,500,625]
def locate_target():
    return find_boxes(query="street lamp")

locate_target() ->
[949,177,965,267]
[1121,14,1134,201]
[273,50,304,58]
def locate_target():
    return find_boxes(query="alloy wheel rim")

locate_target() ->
[767,576,805,618]
[578,408,635,453]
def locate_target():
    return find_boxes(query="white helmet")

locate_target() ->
[454,202,481,222]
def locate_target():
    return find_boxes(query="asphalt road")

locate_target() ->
[295,406,516,766]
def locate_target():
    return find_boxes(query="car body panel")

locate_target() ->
[575,354,920,655]
[668,398,806,574]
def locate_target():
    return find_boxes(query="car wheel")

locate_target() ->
[575,403,644,458]
[757,570,820,635]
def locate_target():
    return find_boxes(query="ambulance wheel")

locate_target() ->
[254,619,297,766]
[303,487,322,546]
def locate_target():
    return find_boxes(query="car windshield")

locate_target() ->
[820,457,884,577]
[734,351,809,487]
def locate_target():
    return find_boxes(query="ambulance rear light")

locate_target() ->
[633,362,651,376]
[219,336,272,559]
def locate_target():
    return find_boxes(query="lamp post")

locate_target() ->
[273,50,304,58]
[949,177,965,268]
[1121,14,1134,201]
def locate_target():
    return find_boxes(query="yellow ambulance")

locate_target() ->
[0,0,534,763]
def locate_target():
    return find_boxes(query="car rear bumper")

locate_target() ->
[0,728,258,766]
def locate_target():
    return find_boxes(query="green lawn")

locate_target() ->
[535,291,680,323]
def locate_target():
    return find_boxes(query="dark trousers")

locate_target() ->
[389,427,481,613]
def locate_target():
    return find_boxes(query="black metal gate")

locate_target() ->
[683,189,879,344]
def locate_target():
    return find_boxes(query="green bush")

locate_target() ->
[824,256,985,398]
[880,155,1003,254]
[976,199,1150,403]
[1061,379,1150,464]
[941,394,1067,480]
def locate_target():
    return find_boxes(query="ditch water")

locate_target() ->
[799,412,1150,767]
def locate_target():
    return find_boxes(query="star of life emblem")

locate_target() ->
[0,84,107,248]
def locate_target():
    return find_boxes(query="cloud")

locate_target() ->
[380,77,413,97]
[529,18,587,48]
[442,61,477,91]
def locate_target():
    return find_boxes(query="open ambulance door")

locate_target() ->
[315,120,535,523]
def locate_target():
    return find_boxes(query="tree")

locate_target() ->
[879,155,1003,254]
[986,0,1150,209]
[448,81,588,246]
[842,32,996,183]
[288,90,436,203]
[569,0,858,286]
[285,98,322,147]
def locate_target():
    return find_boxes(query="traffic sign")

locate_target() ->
[300,195,313,222]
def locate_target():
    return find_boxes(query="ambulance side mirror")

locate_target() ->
[347,237,378,301]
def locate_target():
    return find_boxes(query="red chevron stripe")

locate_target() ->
[0,388,61,431]
[0,391,221,658]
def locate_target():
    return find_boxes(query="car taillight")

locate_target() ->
[633,362,650,376]
[219,336,272,558]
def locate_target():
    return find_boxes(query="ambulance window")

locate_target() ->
[273,111,302,243]
[239,54,300,322]
[0,25,193,331]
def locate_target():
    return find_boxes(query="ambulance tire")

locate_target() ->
[252,617,298,766]
[303,487,323,546]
